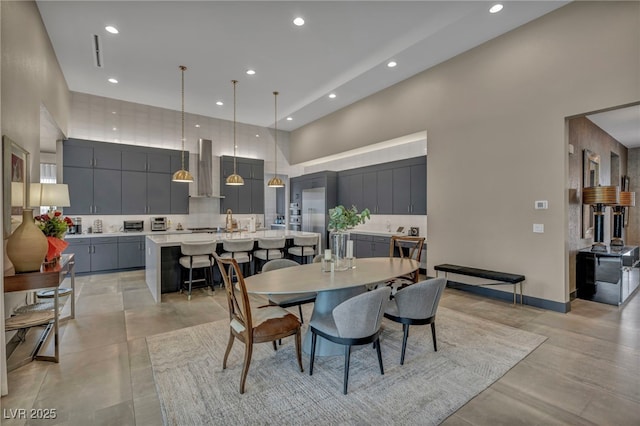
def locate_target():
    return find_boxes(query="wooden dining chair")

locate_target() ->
[385,235,425,295]
[213,254,304,394]
[309,286,391,394]
[383,277,446,365]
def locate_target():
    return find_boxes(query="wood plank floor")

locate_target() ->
[2,270,639,425]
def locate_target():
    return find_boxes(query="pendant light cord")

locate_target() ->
[232,79,238,175]
[273,91,279,177]
[180,65,186,171]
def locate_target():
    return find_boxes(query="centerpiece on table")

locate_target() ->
[35,211,73,264]
[327,205,370,271]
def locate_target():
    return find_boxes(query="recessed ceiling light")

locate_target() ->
[111,111,116,114]
[387,61,397,68]
[216,101,224,106]
[246,69,256,75]
[256,134,260,138]
[286,117,293,121]
[489,4,504,13]
[328,93,337,99]
[112,127,117,131]
[105,25,119,34]
[108,78,118,84]
[195,124,200,128]
[293,17,305,26]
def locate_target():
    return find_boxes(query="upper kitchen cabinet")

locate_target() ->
[64,138,121,169]
[63,139,189,215]
[220,156,264,214]
[392,157,426,215]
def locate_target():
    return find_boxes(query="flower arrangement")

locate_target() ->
[35,211,73,238]
[35,211,73,262]
[328,205,371,231]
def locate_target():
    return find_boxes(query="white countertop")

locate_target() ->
[65,230,192,239]
[349,229,407,237]
[146,229,320,247]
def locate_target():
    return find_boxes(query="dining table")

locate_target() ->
[243,257,419,356]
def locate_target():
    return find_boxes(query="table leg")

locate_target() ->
[302,285,366,356]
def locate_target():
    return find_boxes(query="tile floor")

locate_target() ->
[2,270,639,425]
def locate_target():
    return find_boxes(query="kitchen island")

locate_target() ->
[145,230,322,302]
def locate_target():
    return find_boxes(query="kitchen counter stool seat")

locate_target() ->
[287,235,318,264]
[179,241,217,300]
[220,238,256,277]
[253,237,286,273]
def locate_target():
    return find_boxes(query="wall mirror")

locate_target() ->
[582,149,600,238]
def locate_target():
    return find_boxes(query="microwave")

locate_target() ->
[123,220,144,232]
[151,217,168,231]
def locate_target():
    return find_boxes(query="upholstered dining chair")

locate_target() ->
[262,259,317,323]
[253,236,286,273]
[309,286,391,394]
[213,254,304,394]
[178,241,217,300]
[383,277,446,365]
[385,235,425,295]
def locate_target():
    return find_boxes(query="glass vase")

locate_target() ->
[330,231,350,271]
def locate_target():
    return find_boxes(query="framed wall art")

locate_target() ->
[3,135,30,239]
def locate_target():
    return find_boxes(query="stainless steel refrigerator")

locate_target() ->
[302,187,326,250]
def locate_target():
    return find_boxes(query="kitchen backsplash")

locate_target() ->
[353,214,427,237]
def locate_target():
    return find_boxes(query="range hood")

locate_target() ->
[192,138,223,198]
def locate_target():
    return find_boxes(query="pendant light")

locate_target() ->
[226,79,244,186]
[267,91,285,188]
[172,65,194,183]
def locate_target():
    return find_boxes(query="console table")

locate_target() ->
[576,246,640,305]
[4,253,75,369]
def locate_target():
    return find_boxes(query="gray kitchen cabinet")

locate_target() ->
[64,239,91,273]
[221,184,239,213]
[64,139,121,170]
[392,167,412,214]
[352,234,389,258]
[337,174,350,207]
[291,178,303,203]
[220,156,264,214]
[93,169,122,214]
[64,167,93,215]
[118,236,145,269]
[122,171,147,214]
[376,169,393,214]
[91,238,118,272]
[63,167,121,215]
[348,174,364,210]
[362,171,377,212]
[121,149,172,173]
[251,179,265,214]
[147,172,172,214]
[170,180,189,214]
[121,151,147,171]
[410,164,427,214]
[147,152,172,173]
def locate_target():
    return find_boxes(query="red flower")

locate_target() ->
[54,211,62,217]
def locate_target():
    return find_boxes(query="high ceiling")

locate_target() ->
[37,1,570,132]
[587,105,640,149]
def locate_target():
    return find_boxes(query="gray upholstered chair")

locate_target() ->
[220,238,255,277]
[213,254,303,394]
[287,234,318,264]
[178,241,217,300]
[253,237,286,273]
[309,286,391,394]
[383,277,446,365]
[262,259,316,323]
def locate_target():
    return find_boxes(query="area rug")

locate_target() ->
[146,307,546,425]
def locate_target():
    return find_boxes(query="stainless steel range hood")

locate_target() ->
[192,138,223,198]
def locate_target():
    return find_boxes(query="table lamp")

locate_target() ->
[610,191,635,248]
[30,183,70,211]
[583,185,619,252]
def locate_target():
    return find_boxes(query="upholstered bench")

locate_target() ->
[434,264,525,304]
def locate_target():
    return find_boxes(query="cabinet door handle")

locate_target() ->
[93,158,97,167]
[408,205,410,213]
[88,246,91,253]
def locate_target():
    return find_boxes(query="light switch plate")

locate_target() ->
[533,224,544,233]
[535,200,548,210]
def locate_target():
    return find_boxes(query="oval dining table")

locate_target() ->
[243,257,419,356]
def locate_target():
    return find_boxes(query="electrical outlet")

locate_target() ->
[533,224,544,233]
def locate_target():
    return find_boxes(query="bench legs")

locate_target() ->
[438,271,524,305]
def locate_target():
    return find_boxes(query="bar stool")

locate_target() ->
[220,238,255,277]
[253,237,286,273]
[287,235,318,264]
[179,241,217,300]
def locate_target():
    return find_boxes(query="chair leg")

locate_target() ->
[295,328,304,372]
[431,322,437,352]
[309,331,317,376]
[376,336,385,375]
[239,341,253,394]
[272,341,277,351]
[223,330,235,369]
[401,324,410,365]
[209,264,215,292]
[298,304,304,324]
[343,345,352,395]
[188,267,193,300]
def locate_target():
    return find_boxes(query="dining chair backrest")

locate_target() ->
[262,258,299,272]
[180,241,217,256]
[214,254,251,335]
[332,286,391,339]
[389,236,425,262]
[394,277,446,320]
[257,237,286,250]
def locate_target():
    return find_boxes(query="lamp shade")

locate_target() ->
[618,191,636,207]
[267,176,285,187]
[30,183,70,208]
[582,185,619,205]
[225,173,245,186]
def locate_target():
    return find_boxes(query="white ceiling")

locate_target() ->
[587,105,640,149]
[36,1,570,133]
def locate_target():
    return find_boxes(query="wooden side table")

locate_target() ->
[4,253,75,369]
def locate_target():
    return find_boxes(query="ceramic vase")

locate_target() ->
[6,209,48,272]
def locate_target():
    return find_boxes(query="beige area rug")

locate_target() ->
[146,307,546,425]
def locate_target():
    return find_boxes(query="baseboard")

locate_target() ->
[446,281,571,313]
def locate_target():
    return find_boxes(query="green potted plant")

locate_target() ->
[328,205,370,270]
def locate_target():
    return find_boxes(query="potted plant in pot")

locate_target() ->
[328,205,370,270]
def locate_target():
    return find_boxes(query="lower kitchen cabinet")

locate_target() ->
[64,239,91,273]
[118,236,145,269]
[352,234,390,258]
